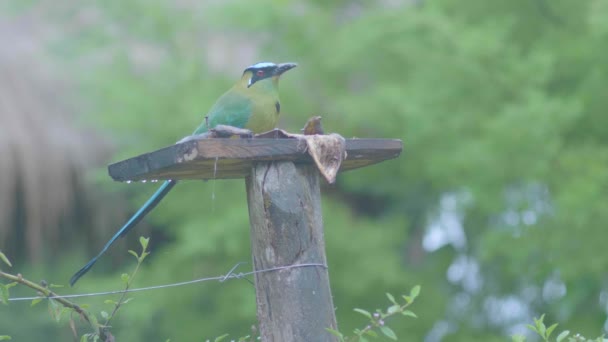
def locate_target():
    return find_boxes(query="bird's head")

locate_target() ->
[242,62,297,88]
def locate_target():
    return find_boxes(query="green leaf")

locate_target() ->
[139,236,149,250]
[100,311,109,320]
[401,310,417,318]
[535,315,546,337]
[386,292,397,305]
[88,314,98,327]
[380,326,397,340]
[364,330,378,337]
[0,336,11,340]
[387,304,400,314]
[48,299,61,322]
[58,307,69,323]
[0,281,19,305]
[213,333,229,342]
[128,250,139,259]
[49,284,64,288]
[31,298,42,307]
[139,251,150,262]
[511,334,525,342]
[410,285,420,300]
[354,308,372,319]
[104,300,117,305]
[0,251,12,267]
[556,330,569,342]
[546,323,558,339]
[325,328,344,340]
[0,284,9,305]
[121,273,130,284]
[526,324,538,334]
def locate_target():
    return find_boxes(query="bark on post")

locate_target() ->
[246,161,338,342]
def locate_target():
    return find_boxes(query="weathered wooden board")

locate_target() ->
[108,137,402,182]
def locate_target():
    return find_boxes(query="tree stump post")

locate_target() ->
[107,132,402,340]
[246,162,336,341]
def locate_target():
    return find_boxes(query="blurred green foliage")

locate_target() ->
[2,0,608,340]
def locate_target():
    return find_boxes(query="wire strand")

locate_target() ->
[7,262,327,302]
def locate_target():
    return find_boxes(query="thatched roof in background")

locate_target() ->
[0,13,114,262]
[0,1,265,264]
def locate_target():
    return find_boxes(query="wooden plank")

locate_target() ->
[108,138,402,182]
[246,162,338,342]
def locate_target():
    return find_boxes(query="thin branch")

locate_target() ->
[0,270,92,324]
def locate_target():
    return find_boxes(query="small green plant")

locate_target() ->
[0,238,151,341]
[326,285,420,341]
[512,314,607,342]
[79,236,151,341]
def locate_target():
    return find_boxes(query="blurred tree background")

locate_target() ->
[1,0,607,340]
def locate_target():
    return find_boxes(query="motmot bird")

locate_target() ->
[70,62,297,286]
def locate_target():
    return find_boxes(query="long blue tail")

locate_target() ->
[70,180,178,286]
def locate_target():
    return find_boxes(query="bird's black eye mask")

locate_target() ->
[246,66,276,88]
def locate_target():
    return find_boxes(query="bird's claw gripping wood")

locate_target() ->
[211,125,253,138]
[176,125,254,143]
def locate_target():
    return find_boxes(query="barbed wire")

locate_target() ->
[7,262,327,302]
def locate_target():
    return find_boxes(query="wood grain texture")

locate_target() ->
[246,162,338,342]
[108,137,402,182]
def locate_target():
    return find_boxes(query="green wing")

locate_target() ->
[193,90,252,135]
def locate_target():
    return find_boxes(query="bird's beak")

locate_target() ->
[273,62,297,76]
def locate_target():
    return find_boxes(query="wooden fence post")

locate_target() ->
[246,162,336,341]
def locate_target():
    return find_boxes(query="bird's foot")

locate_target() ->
[175,132,213,144]
[175,125,253,144]
[211,125,253,138]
